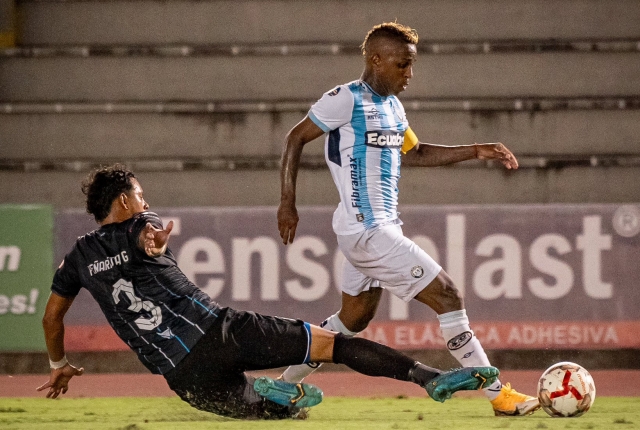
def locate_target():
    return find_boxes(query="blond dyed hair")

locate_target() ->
[361,22,419,56]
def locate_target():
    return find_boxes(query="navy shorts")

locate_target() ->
[164,307,313,419]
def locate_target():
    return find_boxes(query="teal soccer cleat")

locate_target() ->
[426,366,500,403]
[253,376,323,408]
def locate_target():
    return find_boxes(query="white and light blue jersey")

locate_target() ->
[309,80,409,235]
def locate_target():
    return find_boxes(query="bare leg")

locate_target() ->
[413,270,464,313]
[281,288,383,382]
[337,288,383,332]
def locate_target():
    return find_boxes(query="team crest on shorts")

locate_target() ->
[356,213,364,222]
[410,265,424,278]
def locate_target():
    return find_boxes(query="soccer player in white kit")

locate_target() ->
[277,22,540,417]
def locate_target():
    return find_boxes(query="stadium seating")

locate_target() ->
[1,0,639,207]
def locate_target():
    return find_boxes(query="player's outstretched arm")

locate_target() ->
[402,141,518,169]
[37,292,84,399]
[139,221,174,257]
[278,116,324,245]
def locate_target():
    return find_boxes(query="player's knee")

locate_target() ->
[415,272,464,313]
[339,310,374,333]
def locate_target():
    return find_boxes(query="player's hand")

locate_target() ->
[278,203,299,245]
[142,221,174,257]
[36,364,84,399]
[475,142,519,169]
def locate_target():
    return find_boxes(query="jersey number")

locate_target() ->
[112,279,162,330]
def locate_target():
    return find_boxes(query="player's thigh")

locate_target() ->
[340,252,382,296]
[228,309,313,370]
[339,224,441,302]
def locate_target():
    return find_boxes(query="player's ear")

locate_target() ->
[118,192,129,209]
[371,53,381,67]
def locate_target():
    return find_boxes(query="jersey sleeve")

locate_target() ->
[51,256,82,298]
[127,212,164,252]
[308,85,354,132]
[401,126,419,154]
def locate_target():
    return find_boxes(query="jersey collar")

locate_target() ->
[360,80,387,99]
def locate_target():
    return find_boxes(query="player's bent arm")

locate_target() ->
[278,116,325,244]
[38,292,84,399]
[42,292,74,362]
[139,221,174,257]
[402,141,479,167]
[280,116,325,204]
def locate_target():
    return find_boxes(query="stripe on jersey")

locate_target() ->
[371,92,395,217]
[349,84,373,227]
[308,110,330,133]
[328,128,341,166]
[389,98,405,216]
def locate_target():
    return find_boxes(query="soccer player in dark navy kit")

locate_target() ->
[38,164,499,419]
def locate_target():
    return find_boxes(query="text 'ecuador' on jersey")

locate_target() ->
[308,80,408,235]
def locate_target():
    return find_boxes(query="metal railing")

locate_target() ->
[2,39,639,58]
[2,154,639,172]
[2,97,640,114]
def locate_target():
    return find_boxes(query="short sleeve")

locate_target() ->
[127,212,164,252]
[308,85,354,132]
[51,257,82,298]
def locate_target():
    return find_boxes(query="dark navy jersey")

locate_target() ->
[52,211,219,374]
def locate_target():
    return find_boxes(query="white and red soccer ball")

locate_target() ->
[538,361,596,417]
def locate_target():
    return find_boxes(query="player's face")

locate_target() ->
[377,42,417,95]
[125,179,149,215]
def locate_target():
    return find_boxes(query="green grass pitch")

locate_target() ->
[0,397,637,430]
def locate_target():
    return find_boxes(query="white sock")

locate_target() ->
[280,312,358,383]
[437,309,503,400]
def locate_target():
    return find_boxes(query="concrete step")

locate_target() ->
[17,0,640,45]
[2,109,639,160]
[1,166,638,209]
[2,52,640,101]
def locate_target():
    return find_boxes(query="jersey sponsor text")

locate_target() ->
[348,155,362,208]
[365,131,404,148]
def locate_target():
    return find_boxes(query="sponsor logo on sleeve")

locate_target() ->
[328,87,341,96]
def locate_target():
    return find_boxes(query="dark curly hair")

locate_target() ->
[81,164,136,222]
[361,22,419,56]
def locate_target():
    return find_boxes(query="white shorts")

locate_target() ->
[337,223,442,302]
